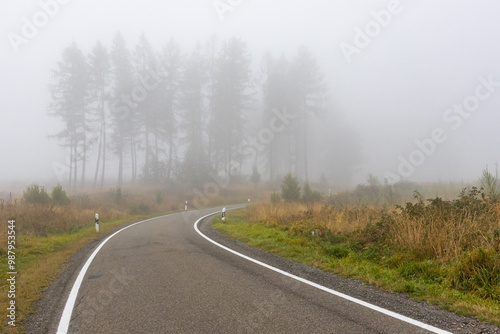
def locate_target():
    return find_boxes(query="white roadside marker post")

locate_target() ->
[222,207,226,222]
[185,201,188,211]
[248,198,250,206]
[95,212,99,232]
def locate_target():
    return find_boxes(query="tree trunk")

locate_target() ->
[303,113,309,183]
[131,138,137,183]
[69,138,74,190]
[302,93,309,183]
[167,132,173,182]
[93,122,103,188]
[100,118,106,188]
[144,130,150,183]
[73,144,78,191]
[81,143,86,188]
[118,146,123,187]
[154,130,159,183]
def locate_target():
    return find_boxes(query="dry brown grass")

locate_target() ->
[388,202,500,260]
[248,202,385,235]
[248,188,500,262]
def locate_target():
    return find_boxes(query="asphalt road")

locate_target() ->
[27,208,499,334]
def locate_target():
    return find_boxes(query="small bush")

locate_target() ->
[480,167,500,200]
[23,184,51,205]
[251,165,261,185]
[51,184,70,206]
[359,215,392,247]
[302,183,322,203]
[156,189,163,204]
[281,174,301,202]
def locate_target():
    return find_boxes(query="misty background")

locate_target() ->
[1,0,500,190]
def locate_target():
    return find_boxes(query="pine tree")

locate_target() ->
[110,32,135,186]
[133,33,159,183]
[159,38,183,183]
[48,42,90,190]
[281,173,301,202]
[260,51,295,180]
[250,165,261,186]
[289,46,326,182]
[178,44,209,185]
[88,40,111,188]
[212,37,252,175]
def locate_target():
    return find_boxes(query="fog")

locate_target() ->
[1,0,500,190]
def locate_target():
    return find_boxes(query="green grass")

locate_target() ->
[213,209,500,326]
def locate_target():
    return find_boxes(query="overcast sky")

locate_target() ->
[1,0,500,187]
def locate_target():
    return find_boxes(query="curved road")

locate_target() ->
[47,208,455,333]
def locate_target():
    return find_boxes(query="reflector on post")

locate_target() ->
[95,212,99,232]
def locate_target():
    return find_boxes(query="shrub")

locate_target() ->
[480,167,500,200]
[156,189,163,204]
[51,184,70,206]
[302,183,322,203]
[250,165,261,185]
[281,174,301,202]
[23,183,51,205]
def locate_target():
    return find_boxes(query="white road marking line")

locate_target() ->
[56,215,169,334]
[194,211,452,334]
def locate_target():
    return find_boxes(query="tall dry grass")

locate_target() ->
[249,188,500,262]
[248,202,385,235]
[387,193,500,261]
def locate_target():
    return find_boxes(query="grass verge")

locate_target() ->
[213,208,500,326]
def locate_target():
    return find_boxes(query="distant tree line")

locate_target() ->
[48,32,357,190]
